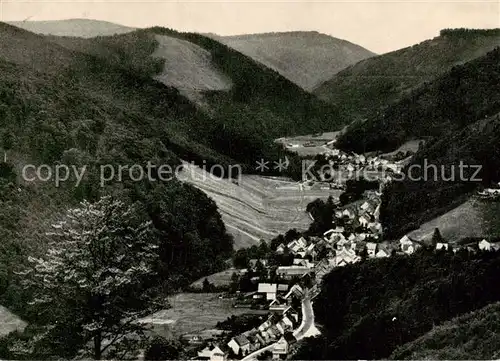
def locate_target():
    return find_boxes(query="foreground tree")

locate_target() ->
[21,196,162,359]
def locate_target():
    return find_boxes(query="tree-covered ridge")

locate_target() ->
[390,301,500,360]
[335,47,500,153]
[314,28,500,123]
[0,23,234,339]
[293,248,500,360]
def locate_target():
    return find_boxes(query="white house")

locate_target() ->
[284,284,304,300]
[479,239,492,251]
[400,235,418,255]
[227,335,251,356]
[366,242,377,257]
[436,242,449,251]
[375,248,390,258]
[272,337,289,357]
[334,248,361,267]
[343,209,355,219]
[198,346,227,361]
[359,215,370,228]
[257,283,277,301]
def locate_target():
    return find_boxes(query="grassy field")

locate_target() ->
[141,293,267,339]
[407,197,500,243]
[190,268,246,289]
[0,305,26,337]
[179,162,341,248]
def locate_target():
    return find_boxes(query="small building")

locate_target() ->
[227,335,251,356]
[334,247,361,267]
[272,337,289,359]
[436,242,449,251]
[257,283,277,301]
[198,345,227,361]
[366,242,377,257]
[284,284,304,300]
[276,266,310,280]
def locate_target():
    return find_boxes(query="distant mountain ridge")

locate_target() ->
[214,31,375,91]
[6,19,136,38]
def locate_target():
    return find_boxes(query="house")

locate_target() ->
[249,259,268,269]
[268,325,281,340]
[373,204,381,221]
[342,209,355,220]
[436,242,449,251]
[276,243,286,254]
[277,284,289,293]
[360,201,372,212]
[257,283,277,301]
[269,298,288,313]
[198,345,227,361]
[324,226,344,237]
[400,235,418,255]
[272,337,289,358]
[366,242,377,257]
[282,316,294,329]
[359,215,370,228]
[375,248,390,258]
[258,320,272,333]
[479,239,492,251]
[227,335,251,356]
[284,284,304,300]
[276,266,310,280]
[334,247,361,267]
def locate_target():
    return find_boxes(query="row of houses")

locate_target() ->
[226,286,304,359]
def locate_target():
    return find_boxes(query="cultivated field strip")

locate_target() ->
[179,162,340,248]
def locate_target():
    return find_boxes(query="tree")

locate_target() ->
[202,278,213,292]
[144,337,181,360]
[233,249,250,269]
[432,228,445,247]
[21,196,162,360]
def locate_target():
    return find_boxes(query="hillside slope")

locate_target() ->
[315,28,500,122]
[0,22,235,323]
[6,19,135,38]
[293,249,500,360]
[391,302,500,360]
[336,46,500,153]
[215,31,375,91]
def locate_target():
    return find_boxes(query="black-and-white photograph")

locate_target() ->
[0,0,499,359]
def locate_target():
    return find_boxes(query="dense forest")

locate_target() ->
[314,28,500,123]
[293,248,500,360]
[336,48,500,153]
[390,301,500,359]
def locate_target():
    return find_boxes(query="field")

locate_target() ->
[407,197,500,243]
[179,162,341,249]
[190,268,246,289]
[0,305,26,337]
[140,293,267,339]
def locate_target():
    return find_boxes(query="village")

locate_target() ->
[186,142,500,361]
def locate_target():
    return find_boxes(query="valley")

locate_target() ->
[0,13,499,361]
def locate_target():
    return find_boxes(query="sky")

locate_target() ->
[1,0,499,53]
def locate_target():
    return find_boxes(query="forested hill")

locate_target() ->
[39,26,347,170]
[336,47,500,153]
[391,301,500,360]
[314,28,500,123]
[0,21,235,323]
[293,249,500,360]
[333,48,500,239]
[214,31,375,91]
